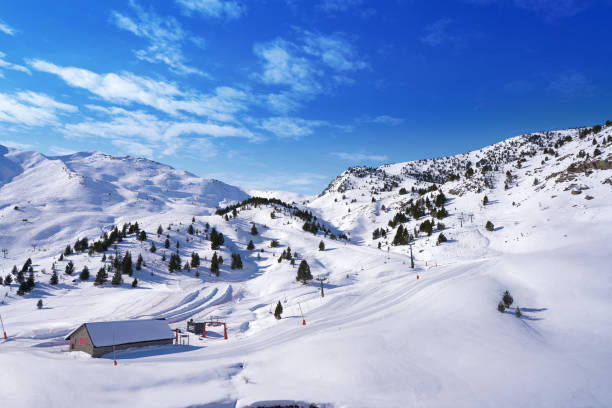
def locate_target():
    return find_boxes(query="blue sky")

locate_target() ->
[1,0,611,193]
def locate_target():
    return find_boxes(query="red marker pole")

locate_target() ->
[298,303,306,326]
[223,323,228,340]
[0,313,7,339]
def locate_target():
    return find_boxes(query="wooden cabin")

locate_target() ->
[65,319,174,357]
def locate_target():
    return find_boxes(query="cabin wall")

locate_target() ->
[68,325,94,355]
[91,338,174,358]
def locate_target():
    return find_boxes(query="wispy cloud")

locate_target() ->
[48,146,78,156]
[111,1,205,76]
[466,0,592,19]
[0,19,15,36]
[0,91,77,127]
[421,18,467,49]
[302,30,368,72]
[0,140,36,150]
[259,116,328,139]
[0,51,31,76]
[547,72,593,96]
[176,0,244,19]
[331,152,388,161]
[316,0,376,18]
[254,31,367,111]
[64,106,257,156]
[370,115,403,126]
[29,59,248,121]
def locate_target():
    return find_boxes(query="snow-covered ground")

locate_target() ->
[0,125,611,407]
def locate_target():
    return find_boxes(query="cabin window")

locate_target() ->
[79,336,87,345]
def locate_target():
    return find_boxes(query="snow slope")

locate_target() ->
[0,123,611,407]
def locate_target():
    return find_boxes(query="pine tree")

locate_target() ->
[49,270,59,285]
[296,260,313,284]
[4,274,12,285]
[17,270,25,283]
[188,224,194,235]
[211,252,220,276]
[122,251,133,276]
[274,301,283,320]
[150,242,157,253]
[497,302,506,313]
[190,252,200,268]
[94,267,108,286]
[319,240,325,251]
[136,254,143,270]
[111,269,122,286]
[131,278,138,288]
[231,253,243,270]
[26,271,35,291]
[486,221,495,231]
[502,290,513,308]
[37,299,43,309]
[168,253,182,273]
[164,238,170,249]
[251,224,258,235]
[247,240,255,250]
[138,230,147,241]
[436,233,448,245]
[65,261,74,276]
[483,195,489,206]
[79,266,90,281]
[514,306,522,318]
[157,225,163,236]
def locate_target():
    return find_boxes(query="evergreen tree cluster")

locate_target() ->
[231,253,243,270]
[210,228,225,250]
[73,237,89,252]
[372,227,387,240]
[392,225,412,246]
[388,212,409,228]
[17,270,35,296]
[168,253,182,273]
[210,252,220,276]
[190,252,200,268]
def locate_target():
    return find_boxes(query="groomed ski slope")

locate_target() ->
[0,126,611,407]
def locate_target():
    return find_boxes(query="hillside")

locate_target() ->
[0,123,611,408]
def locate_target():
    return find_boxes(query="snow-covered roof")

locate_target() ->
[65,319,174,347]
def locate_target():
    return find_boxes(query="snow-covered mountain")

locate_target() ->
[0,146,248,257]
[1,123,611,408]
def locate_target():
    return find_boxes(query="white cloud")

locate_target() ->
[0,20,15,36]
[371,115,404,126]
[254,39,322,95]
[176,0,244,19]
[64,106,256,156]
[0,51,30,76]
[29,59,248,121]
[331,152,388,161]
[259,116,328,139]
[253,32,367,106]
[111,1,205,76]
[0,140,35,150]
[318,0,363,12]
[0,91,77,127]
[547,72,593,96]
[302,31,368,71]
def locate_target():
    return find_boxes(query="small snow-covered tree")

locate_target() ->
[247,240,255,250]
[502,290,513,308]
[37,299,43,309]
[274,301,283,320]
[65,261,74,276]
[497,302,505,313]
[486,221,495,231]
[319,240,325,251]
[296,260,312,284]
[79,266,90,281]
[50,270,59,285]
